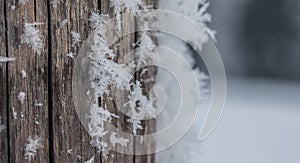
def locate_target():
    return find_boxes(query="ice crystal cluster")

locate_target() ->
[111,0,144,35]
[24,136,43,161]
[156,0,215,162]
[87,1,156,158]
[21,22,44,54]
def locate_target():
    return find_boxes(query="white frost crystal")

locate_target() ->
[66,52,76,58]
[84,156,95,163]
[126,81,156,135]
[21,70,27,78]
[21,22,44,54]
[111,0,143,35]
[24,136,43,161]
[18,92,26,104]
[0,56,16,63]
[110,132,129,147]
[87,0,156,157]
[71,31,81,47]
[50,0,63,8]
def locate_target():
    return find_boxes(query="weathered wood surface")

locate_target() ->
[0,0,8,162]
[5,0,50,162]
[0,0,156,162]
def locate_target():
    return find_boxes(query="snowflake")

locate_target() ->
[84,156,95,163]
[160,0,216,43]
[134,23,157,69]
[21,22,44,54]
[66,52,76,58]
[88,104,118,157]
[12,107,18,120]
[110,132,129,147]
[24,136,43,162]
[59,19,68,28]
[18,92,26,104]
[71,31,81,47]
[126,81,156,135]
[89,12,133,98]
[21,70,27,78]
[110,0,144,35]
[50,0,63,8]
[0,56,16,63]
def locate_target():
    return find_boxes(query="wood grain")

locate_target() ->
[0,0,8,162]
[0,0,156,162]
[5,0,50,162]
[49,0,99,162]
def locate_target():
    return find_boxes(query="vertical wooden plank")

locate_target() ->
[49,0,100,162]
[6,0,49,162]
[0,0,8,161]
[99,1,136,162]
[135,0,157,163]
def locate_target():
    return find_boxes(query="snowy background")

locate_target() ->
[156,0,300,162]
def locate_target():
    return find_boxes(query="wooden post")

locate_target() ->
[0,0,156,162]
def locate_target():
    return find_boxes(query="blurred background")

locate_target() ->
[210,0,300,79]
[156,0,300,162]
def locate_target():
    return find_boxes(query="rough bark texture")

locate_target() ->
[0,0,156,162]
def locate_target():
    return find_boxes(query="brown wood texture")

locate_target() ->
[5,0,50,162]
[0,0,156,162]
[0,0,8,162]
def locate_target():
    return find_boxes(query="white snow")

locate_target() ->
[21,22,44,54]
[84,156,95,163]
[21,70,27,78]
[110,132,129,147]
[71,31,81,47]
[0,56,16,63]
[18,92,26,104]
[24,136,43,161]
[50,0,63,7]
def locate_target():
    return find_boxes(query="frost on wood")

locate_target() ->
[134,22,157,69]
[126,81,156,135]
[12,107,18,120]
[24,136,43,161]
[18,92,26,104]
[21,70,27,78]
[59,19,68,28]
[89,12,133,98]
[21,22,44,54]
[19,0,29,5]
[87,2,156,156]
[50,0,63,8]
[71,31,81,47]
[84,156,95,163]
[66,52,76,58]
[0,56,16,63]
[88,104,119,157]
[110,132,129,147]
[111,0,143,35]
